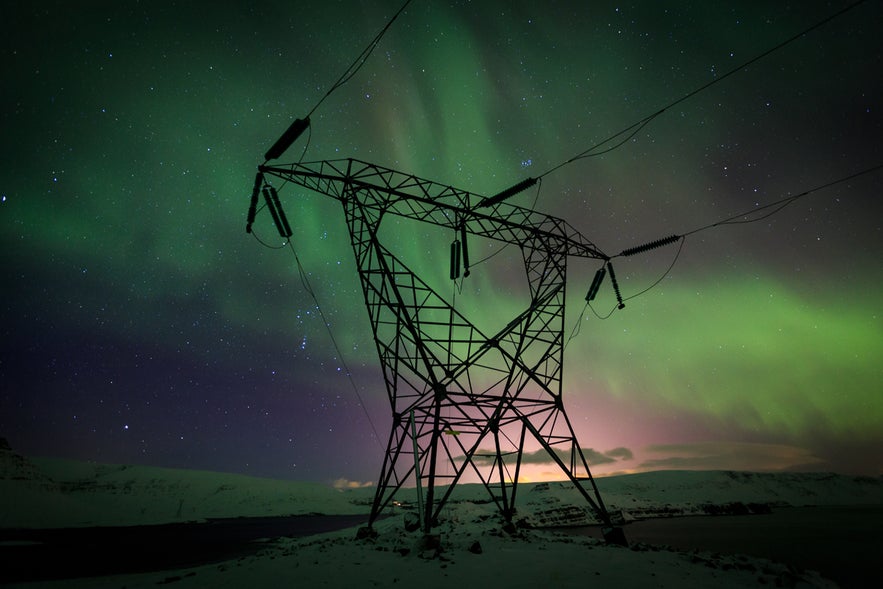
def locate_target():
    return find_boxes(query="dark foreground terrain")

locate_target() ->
[0,514,372,583]
[562,505,882,589]
[2,507,879,587]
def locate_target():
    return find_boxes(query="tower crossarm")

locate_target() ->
[259,158,608,260]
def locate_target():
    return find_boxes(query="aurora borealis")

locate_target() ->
[2,1,881,485]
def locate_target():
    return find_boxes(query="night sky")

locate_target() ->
[2,1,881,486]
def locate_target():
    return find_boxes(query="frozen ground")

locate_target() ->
[2,445,880,587]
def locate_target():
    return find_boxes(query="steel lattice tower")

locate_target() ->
[249,158,625,544]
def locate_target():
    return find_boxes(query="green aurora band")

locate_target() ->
[2,0,880,479]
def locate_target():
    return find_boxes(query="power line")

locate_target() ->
[305,0,415,121]
[284,241,385,451]
[248,197,387,450]
[248,201,386,448]
[579,162,883,317]
[263,0,415,162]
[682,162,883,238]
[539,0,869,180]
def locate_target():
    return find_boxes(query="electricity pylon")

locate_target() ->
[248,158,626,544]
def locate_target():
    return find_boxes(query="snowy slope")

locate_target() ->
[519,470,883,526]
[4,500,841,589]
[3,446,880,588]
[2,446,880,529]
[1,449,363,528]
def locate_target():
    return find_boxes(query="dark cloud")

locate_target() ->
[604,447,634,461]
[639,442,824,472]
[466,447,617,467]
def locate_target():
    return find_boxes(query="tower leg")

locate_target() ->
[603,526,628,546]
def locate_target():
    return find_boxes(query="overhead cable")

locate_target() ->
[539,0,869,179]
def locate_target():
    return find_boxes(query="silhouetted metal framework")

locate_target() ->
[255,158,623,540]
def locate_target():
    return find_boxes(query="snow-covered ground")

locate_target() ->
[2,445,880,588]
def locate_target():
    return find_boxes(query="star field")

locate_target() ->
[1,0,881,484]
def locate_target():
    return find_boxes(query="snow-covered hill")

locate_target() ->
[2,445,880,529]
[1,448,363,528]
[3,444,881,588]
[522,469,883,526]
